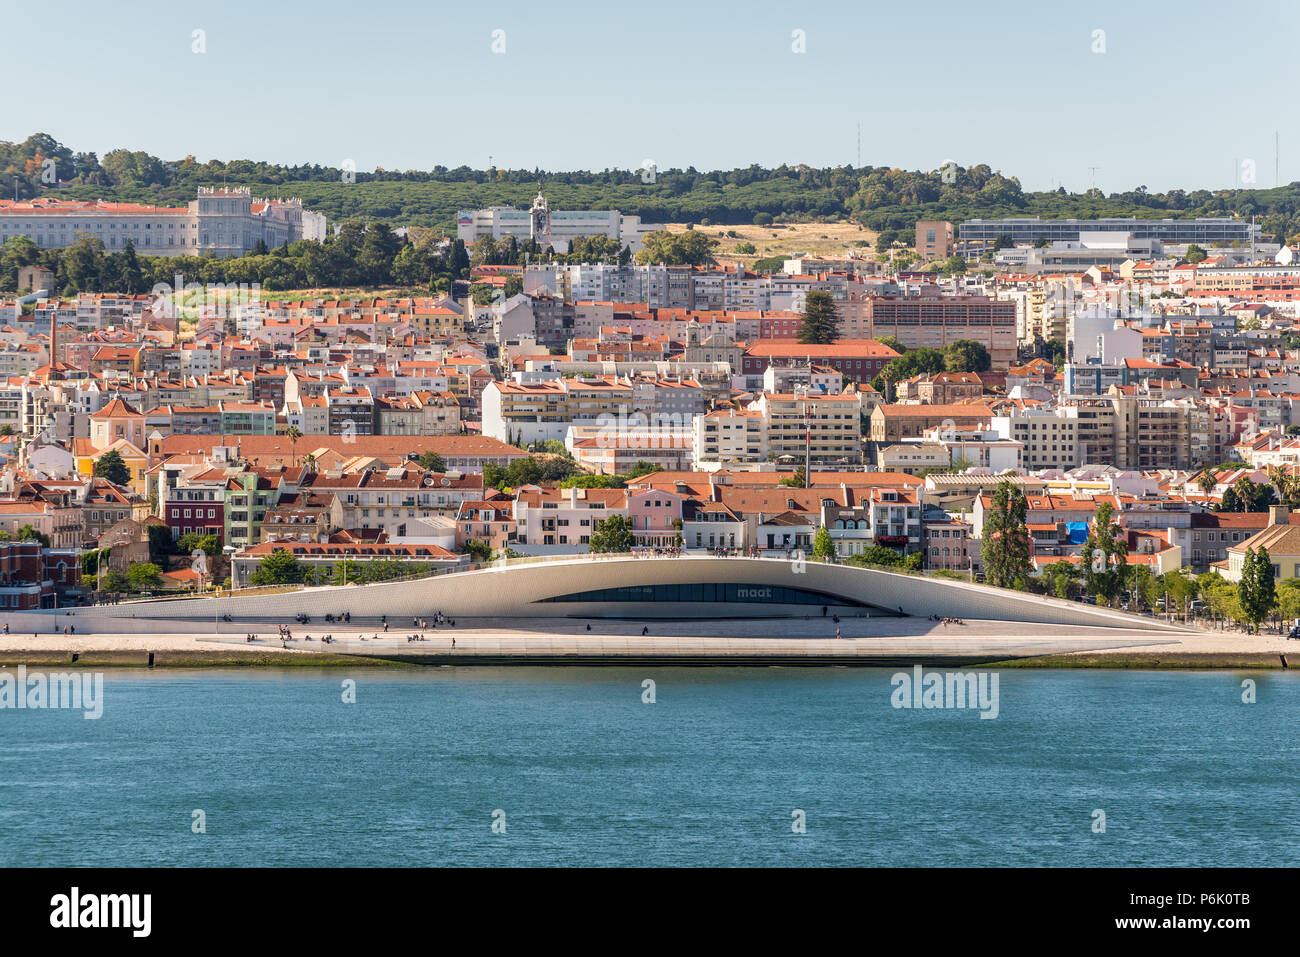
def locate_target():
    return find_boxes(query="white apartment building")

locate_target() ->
[480,376,634,445]
[693,408,768,469]
[919,424,1023,472]
[748,391,864,466]
[991,408,1080,470]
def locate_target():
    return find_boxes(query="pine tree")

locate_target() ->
[93,448,131,486]
[798,291,841,344]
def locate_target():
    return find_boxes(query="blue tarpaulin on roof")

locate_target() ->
[1065,522,1089,544]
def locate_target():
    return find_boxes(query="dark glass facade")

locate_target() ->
[538,583,864,606]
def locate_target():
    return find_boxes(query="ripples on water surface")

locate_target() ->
[2,668,1296,866]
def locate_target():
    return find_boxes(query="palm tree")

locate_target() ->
[1268,465,1297,509]
[1195,469,1217,502]
[285,425,302,468]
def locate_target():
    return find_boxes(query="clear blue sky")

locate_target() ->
[3,0,1296,193]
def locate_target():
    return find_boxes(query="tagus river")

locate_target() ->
[2,668,1297,867]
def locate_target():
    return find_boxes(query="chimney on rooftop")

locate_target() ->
[1269,504,1290,526]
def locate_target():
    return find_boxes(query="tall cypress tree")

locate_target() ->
[1239,545,1277,634]
[121,238,144,294]
[981,480,1032,589]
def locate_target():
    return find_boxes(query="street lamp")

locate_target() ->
[216,545,237,634]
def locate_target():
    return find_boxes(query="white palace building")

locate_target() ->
[0,186,327,257]
[457,189,660,254]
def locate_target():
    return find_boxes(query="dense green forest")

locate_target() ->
[0,225,470,295]
[6,132,1300,245]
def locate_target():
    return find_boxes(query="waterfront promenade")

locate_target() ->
[0,613,1291,667]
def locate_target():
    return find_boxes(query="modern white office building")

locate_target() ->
[960,216,1261,248]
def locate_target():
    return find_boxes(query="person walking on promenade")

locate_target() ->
[836,626,842,640]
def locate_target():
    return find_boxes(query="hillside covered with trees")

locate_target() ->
[6,132,1299,244]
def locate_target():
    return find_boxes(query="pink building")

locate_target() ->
[628,488,683,547]
[924,516,972,572]
[455,499,515,551]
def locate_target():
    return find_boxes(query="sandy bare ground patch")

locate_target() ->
[663,220,876,267]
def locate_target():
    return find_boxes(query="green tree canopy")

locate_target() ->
[981,481,1032,589]
[0,523,51,546]
[797,290,842,345]
[461,539,492,563]
[634,230,717,266]
[1082,500,1129,606]
[249,548,306,586]
[1237,546,1277,634]
[177,533,220,558]
[871,346,946,395]
[1217,476,1274,513]
[125,562,163,591]
[943,339,992,373]
[417,450,446,472]
[588,513,636,553]
[1038,560,1080,599]
[93,448,131,486]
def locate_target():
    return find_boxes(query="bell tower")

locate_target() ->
[530,186,552,251]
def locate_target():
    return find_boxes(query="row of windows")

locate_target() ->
[0,221,193,230]
[171,508,218,520]
[539,582,863,606]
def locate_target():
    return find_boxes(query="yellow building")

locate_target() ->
[74,398,150,495]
